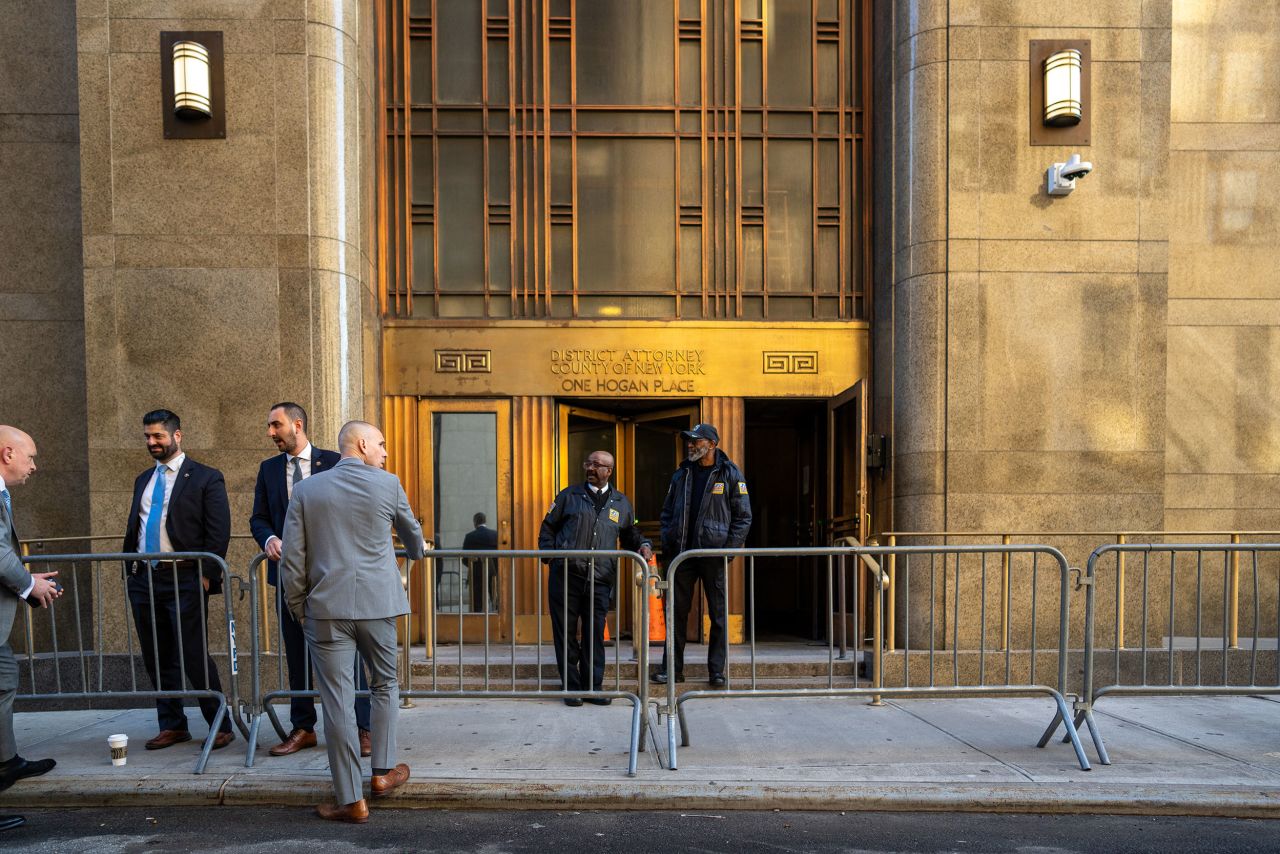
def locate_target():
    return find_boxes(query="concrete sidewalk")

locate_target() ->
[4,695,1280,816]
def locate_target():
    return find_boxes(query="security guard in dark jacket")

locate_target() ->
[539,450,652,706]
[655,423,752,686]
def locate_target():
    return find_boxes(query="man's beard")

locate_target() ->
[687,446,710,462]
[148,440,177,460]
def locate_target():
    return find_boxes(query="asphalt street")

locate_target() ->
[0,808,1277,853]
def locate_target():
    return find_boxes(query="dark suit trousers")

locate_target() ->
[662,557,728,678]
[274,585,371,732]
[128,574,232,734]
[547,567,612,692]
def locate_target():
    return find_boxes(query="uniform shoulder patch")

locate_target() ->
[711,482,725,495]
[737,481,749,495]
[545,501,556,516]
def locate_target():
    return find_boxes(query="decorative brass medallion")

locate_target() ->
[762,351,819,374]
[434,350,492,373]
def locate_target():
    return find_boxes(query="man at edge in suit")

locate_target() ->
[0,426,60,831]
[281,420,425,823]
[124,409,234,751]
[250,402,373,758]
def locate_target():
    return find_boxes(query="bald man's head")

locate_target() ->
[338,420,388,469]
[0,426,38,486]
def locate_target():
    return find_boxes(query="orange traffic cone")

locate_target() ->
[603,619,610,642]
[647,554,666,644]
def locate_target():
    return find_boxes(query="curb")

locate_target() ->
[7,776,1280,818]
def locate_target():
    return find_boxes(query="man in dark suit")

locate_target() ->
[123,409,234,751]
[0,426,60,831]
[462,512,498,612]
[250,402,372,757]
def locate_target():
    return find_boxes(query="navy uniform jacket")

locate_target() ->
[538,483,649,582]
[659,449,752,559]
[249,447,341,585]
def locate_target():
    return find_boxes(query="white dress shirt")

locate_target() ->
[0,473,34,600]
[137,452,185,554]
[588,482,609,496]
[285,442,314,500]
[267,443,314,552]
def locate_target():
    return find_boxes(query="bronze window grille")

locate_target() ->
[377,0,872,322]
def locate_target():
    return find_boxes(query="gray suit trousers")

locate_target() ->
[0,642,16,761]
[304,617,398,806]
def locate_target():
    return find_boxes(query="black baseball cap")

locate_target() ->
[681,423,720,443]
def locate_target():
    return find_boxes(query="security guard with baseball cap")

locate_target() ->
[654,423,752,686]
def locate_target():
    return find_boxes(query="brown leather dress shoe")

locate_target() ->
[370,763,410,797]
[145,730,192,750]
[270,728,318,756]
[316,799,369,823]
[211,731,235,750]
[359,728,372,758]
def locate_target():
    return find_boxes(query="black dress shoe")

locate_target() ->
[709,674,727,687]
[0,757,55,792]
[651,671,684,684]
[0,815,25,831]
[563,697,584,707]
[584,697,612,706]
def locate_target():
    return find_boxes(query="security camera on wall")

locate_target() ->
[1046,153,1093,196]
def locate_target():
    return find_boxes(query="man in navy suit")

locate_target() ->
[123,410,234,751]
[250,402,372,757]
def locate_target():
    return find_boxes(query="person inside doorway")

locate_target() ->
[462,512,498,611]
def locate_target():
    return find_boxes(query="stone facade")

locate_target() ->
[71,0,381,582]
[877,0,1276,544]
[0,0,1273,569]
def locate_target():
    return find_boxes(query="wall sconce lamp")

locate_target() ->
[1029,40,1089,146]
[1043,48,1082,126]
[161,31,225,139]
[173,41,212,118]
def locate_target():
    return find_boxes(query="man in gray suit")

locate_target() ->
[0,427,61,831]
[280,420,425,824]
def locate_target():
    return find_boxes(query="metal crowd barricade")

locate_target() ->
[244,548,650,777]
[15,551,244,774]
[405,549,650,777]
[1047,542,1280,766]
[657,545,1091,771]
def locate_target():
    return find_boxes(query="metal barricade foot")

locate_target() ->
[1079,708,1110,765]
[1049,692,1091,771]
[193,700,228,775]
[244,712,263,767]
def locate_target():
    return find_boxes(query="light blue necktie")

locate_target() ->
[1,489,10,517]
[143,466,166,556]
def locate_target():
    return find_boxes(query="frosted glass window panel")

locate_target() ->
[436,0,484,104]
[577,0,675,105]
[577,139,676,293]
[679,40,701,107]
[410,37,433,104]
[412,223,434,293]
[488,137,510,204]
[766,139,812,293]
[766,0,812,106]
[680,139,702,207]
[487,39,509,104]
[438,139,485,291]
[412,138,434,205]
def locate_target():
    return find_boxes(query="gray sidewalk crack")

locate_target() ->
[885,701,1037,783]
[1094,706,1280,778]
